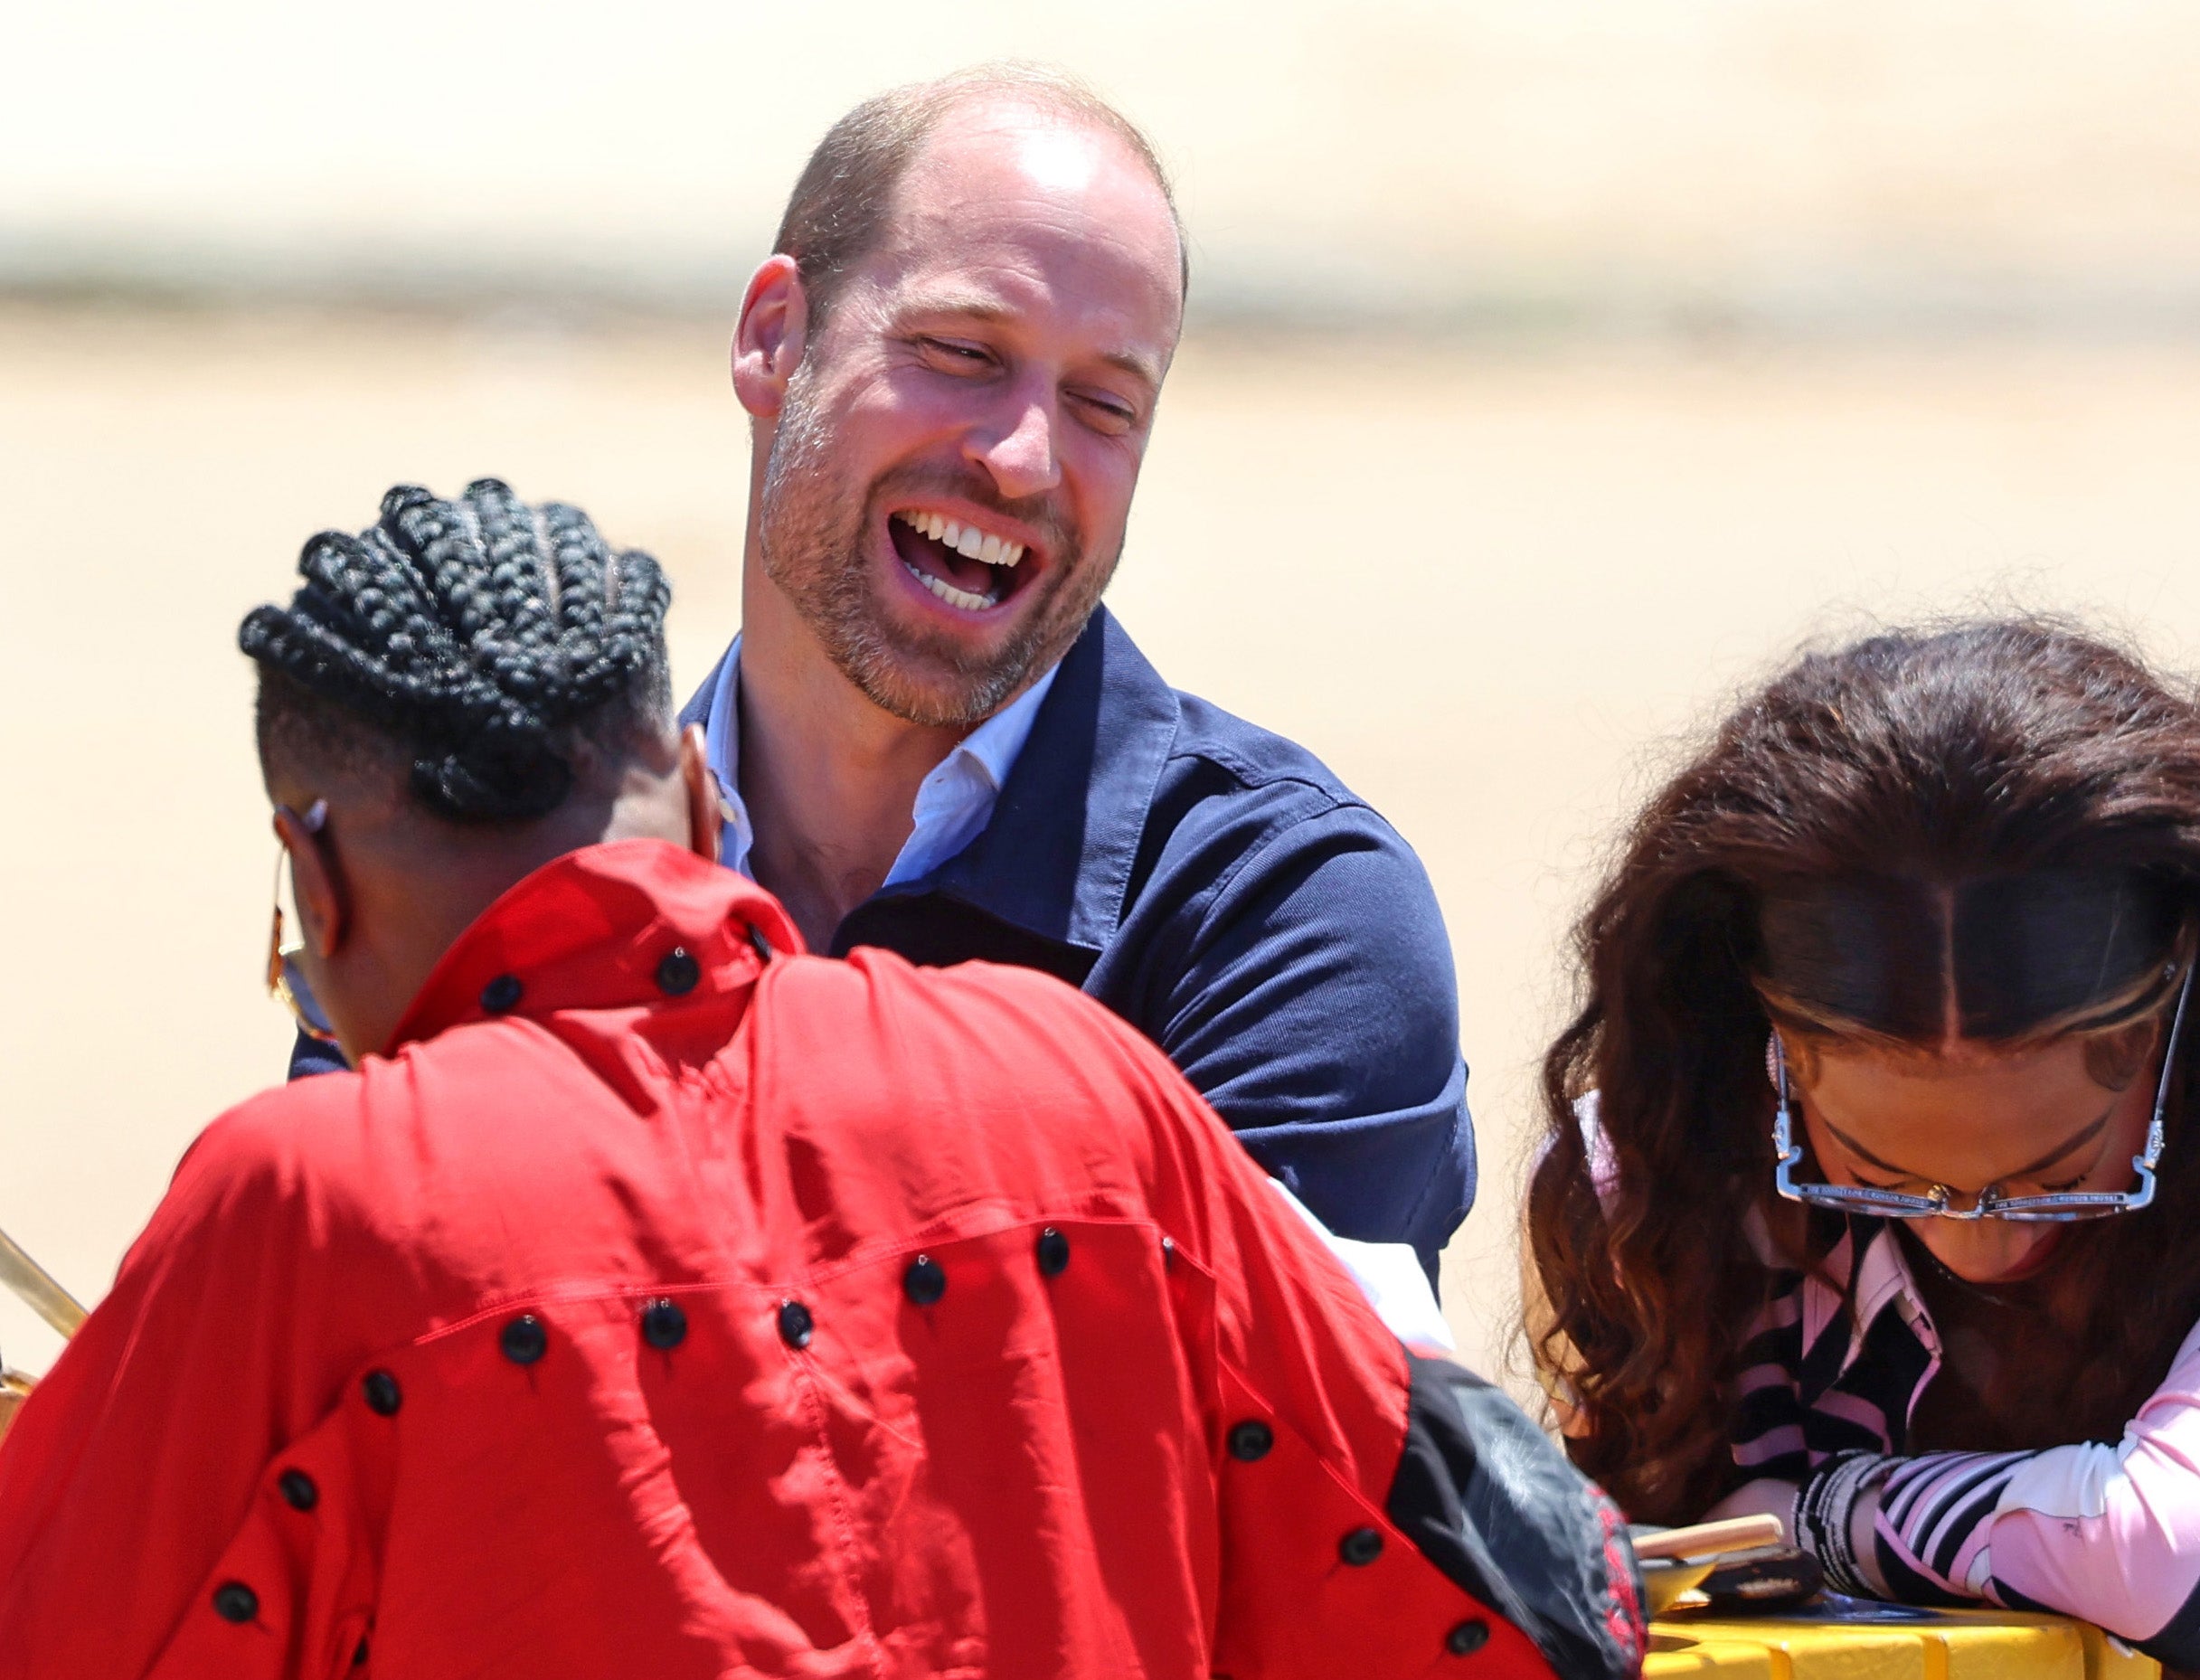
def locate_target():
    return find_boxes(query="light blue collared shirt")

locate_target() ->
[701,634,1061,889]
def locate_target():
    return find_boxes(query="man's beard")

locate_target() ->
[757,369,1117,730]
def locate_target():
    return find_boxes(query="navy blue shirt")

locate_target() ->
[697,609,1474,1274]
[296,609,1475,1276]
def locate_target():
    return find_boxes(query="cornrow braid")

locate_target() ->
[239,478,673,822]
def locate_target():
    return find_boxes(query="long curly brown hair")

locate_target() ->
[1527,619,2200,1522]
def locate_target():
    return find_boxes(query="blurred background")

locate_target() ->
[5,1,2200,1395]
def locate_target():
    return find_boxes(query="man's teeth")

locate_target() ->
[894,509,1025,568]
[902,560,999,611]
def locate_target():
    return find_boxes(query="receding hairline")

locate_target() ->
[773,64,1188,323]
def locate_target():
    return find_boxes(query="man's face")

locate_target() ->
[757,105,1184,728]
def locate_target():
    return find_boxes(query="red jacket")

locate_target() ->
[0,841,1637,1679]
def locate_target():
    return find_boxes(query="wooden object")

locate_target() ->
[0,1226,85,1338]
[1636,1515,1787,1562]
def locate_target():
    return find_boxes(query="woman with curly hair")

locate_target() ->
[1528,619,2200,1665]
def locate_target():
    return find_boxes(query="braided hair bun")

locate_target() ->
[240,479,673,822]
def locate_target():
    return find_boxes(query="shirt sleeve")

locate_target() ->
[1144,797,1474,1279]
[0,1103,335,1679]
[1871,1315,2200,1666]
[1266,1180,1455,1352]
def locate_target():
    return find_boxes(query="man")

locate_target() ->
[0,483,1638,1678]
[691,67,1473,1272]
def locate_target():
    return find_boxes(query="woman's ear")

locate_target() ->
[1772,1029,1823,1090]
[678,723,722,865]
[273,804,347,958]
[732,255,810,420]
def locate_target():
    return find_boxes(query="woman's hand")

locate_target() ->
[1704,1472,1893,1597]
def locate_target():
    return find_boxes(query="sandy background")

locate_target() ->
[14,1,2200,333]
[7,307,2200,1392]
[7,0,2200,1399]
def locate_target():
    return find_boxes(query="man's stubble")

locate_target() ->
[757,363,1119,731]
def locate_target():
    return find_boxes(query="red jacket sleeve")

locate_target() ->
[0,1090,358,1679]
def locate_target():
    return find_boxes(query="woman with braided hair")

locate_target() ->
[0,480,1641,1680]
[242,477,675,826]
[239,478,690,1070]
[1528,619,2200,1665]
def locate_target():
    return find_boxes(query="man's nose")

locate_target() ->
[968,389,1062,502]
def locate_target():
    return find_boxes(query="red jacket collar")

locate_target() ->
[386,839,806,1055]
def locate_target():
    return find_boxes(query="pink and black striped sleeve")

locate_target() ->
[1873,1316,2200,1666]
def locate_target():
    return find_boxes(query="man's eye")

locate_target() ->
[1073,392,1138,431]
[921,338,990,365]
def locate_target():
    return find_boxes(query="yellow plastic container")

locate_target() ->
[1645,1608,2160,1680]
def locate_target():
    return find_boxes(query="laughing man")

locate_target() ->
[284,71,1477,1276]
[687,68,1471,1273]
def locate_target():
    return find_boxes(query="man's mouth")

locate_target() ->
[888,508,1032,612]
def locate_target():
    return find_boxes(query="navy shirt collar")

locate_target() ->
[682,607,1180,957]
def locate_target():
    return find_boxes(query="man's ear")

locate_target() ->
[274,805,347,958]
[678,723,722,865]
[732,255,810,421]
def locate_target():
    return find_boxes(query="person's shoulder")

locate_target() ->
[155,1034,571,1280]
[763,947,1192,1112]
[1146,688,1446,937]
[152,1065,388,1237]
[741,949,1227,1220]
[1085,612,1405,847]
[768,944,1139,1050]
[1164,685,1366,812]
